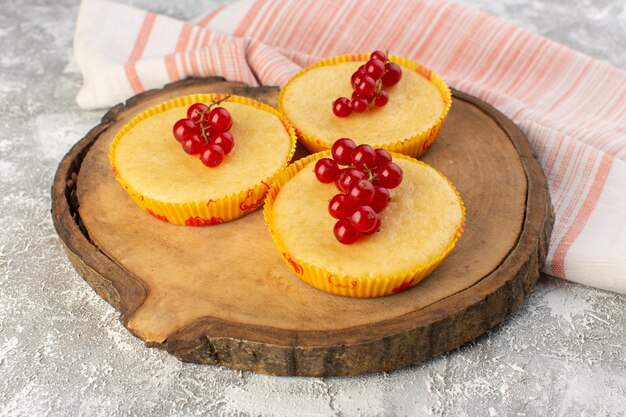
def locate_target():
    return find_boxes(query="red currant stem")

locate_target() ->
[368,79,383,109]
[364,166,376,182]
[198,117,210,145]
[345,163,374,181]
[209,94,231,108]
[197,94,232,145]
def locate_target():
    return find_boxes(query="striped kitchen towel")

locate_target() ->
[74,0,626,293]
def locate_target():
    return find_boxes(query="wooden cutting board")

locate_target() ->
[51,77,552,376]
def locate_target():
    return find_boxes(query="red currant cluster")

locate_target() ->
[314,138,403,245]
[332,50,403,117]
[172,96,234,168]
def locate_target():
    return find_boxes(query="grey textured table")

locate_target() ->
[1,0,625,415]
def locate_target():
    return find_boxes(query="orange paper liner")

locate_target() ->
[263,152,466,298]
[110,94,297,226]
[278,54,452,158]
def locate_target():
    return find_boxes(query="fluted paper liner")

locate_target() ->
[278,54,452,158]
[264,152,466,298]
[110,94,297,226]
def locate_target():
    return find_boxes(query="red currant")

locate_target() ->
[374,148,392,167]
[324,137,399,239]
[333,218,361,245]
[328,194,353,219]
[182,137,203,155]
[332,97,352,117]
[365,59,385,80]
[329,52,399,119]
[212,131,234,155]
[351,144,376,169]
[208,107,233,132]
[355,76,377,98]
[363,215,382,235]
[187,103,209,123]
[351,69,365,89]
[347,179,375,205]
[349,206,379,233]
[173,119,199,143]
[370,50,387,61]
[381,62,402,87]
[201,144,225,167]
[336,168,367,193]
[375,163,403,188]
[314,158,340,183]
[370,186,390,212]
[172,96,236,168]
[331,138,357,165]
[351,96,369,113]
[190,132,206,145]
[374,90,389,107]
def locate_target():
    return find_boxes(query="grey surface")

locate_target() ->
[1,0,625,416]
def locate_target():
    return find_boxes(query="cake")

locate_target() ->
[264,151,465,297]
[110,94,296,225]
[278,54,451,157]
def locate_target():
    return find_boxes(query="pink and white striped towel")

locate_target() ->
[74,0,626,293]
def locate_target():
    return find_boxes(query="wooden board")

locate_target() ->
[51,77,553,376]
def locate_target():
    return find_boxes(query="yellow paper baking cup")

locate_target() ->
[263,151,465,298]
[110,94,297,226]
[278,54,452,158]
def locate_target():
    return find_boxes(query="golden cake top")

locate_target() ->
[112,100,293,204]
[280,59,446,147]
[269,156,464,278]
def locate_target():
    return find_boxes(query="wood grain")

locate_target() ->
[51,77,553,376]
